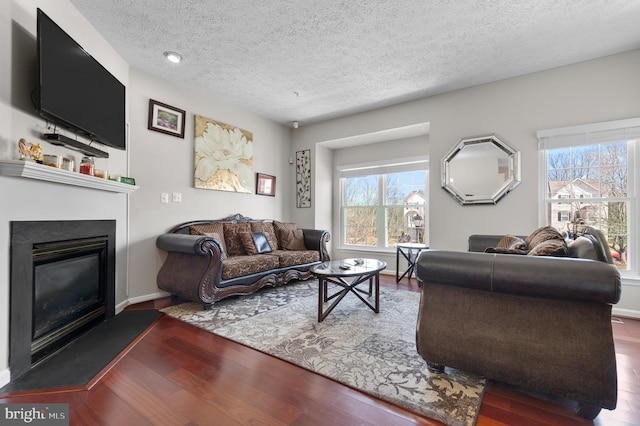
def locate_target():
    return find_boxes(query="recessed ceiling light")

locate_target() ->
[163,51,182,64]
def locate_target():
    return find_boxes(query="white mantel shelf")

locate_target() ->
[0,160,139,194]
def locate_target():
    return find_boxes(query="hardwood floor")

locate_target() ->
[2,274,639,425]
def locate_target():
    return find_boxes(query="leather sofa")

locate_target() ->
[156,213,330,309]
[415,227,621,419]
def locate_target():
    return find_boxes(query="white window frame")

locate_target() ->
[338,157,428,252]
[537,118,640,281]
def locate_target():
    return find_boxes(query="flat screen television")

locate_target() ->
[36,8,126,151]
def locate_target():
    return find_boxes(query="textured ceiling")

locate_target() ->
[69,0,640,127]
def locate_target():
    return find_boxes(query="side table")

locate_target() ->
[396,243,429,282]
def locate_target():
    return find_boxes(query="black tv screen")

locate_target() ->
[37,9,126,150]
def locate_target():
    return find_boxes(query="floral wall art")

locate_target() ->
[194,115,253,193]
[296,149,311,208]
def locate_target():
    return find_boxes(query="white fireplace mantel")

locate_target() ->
[0,160,139,194]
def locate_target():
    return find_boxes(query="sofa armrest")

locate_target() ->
[301,229,331,261]
[156,233,224,256]
[416,250,621,304]
[156,233,224,306]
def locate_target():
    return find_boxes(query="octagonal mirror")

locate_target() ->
[442,134,521,205]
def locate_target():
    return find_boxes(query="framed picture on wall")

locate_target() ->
[296,149,311,208]
[256,173,276,196]
[148,99,186,138]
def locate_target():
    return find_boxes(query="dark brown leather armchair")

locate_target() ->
[415,230,621,419]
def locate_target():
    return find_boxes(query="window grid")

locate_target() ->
[544,141,632,272]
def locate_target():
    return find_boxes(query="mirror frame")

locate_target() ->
[441,134,521,205]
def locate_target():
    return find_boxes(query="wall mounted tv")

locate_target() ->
[36,9,126,153]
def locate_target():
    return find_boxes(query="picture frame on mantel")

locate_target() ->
[148,99,186,138]
[256,173,276,196]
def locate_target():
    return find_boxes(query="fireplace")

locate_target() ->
[9,220,115,379]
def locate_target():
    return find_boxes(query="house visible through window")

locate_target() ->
[538,118,639,275]
[339,158,428,249]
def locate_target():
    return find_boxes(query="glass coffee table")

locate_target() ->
[311,258,387,322]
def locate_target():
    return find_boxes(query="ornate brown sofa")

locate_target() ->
[416,226,621,419]
[156,213,330,309]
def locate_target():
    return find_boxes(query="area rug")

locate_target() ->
[161,281,486,426]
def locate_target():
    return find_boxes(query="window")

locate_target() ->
[538,118,639,275]
[339,159,428,249]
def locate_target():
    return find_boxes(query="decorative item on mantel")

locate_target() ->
[18,139,42,162]
[80,157,95,176]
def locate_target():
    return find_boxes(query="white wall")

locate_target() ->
[126,68,293,301]
[0,0,132,386]
[292,49,640,316]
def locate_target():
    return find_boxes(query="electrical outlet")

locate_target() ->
[160,193,169,204]
[172,192,182,203]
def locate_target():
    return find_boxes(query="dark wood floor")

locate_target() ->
[1,274,639,425]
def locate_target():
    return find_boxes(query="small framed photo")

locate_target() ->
[148,99,186,138]
[256,173,276,196]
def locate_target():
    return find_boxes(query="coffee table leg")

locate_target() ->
[374,272,380,313]
[318,277,325,322]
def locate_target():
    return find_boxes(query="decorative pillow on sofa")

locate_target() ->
[239,232,273,255]
[223,223,252,256]
[279,228,306,250]
[250,222,279,251]
[527,239,568,257]
[525,226,565,250]
[496,235,527,250]
[190,224,228,257]
[273,220,298,249]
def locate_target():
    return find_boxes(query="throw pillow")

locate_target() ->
[223,222,251,256]
[273,220,298,249]
[251,232,272,254]
[239,232,272,255]
[279,228,306,250]
[525,226,565,250]
[527,239,568,257]
[250,222,279,251]
[190,223,228,256]
[495,235,527,250]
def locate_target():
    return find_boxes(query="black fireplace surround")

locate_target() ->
[10,220,116,380]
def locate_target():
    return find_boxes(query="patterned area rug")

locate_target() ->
[161,281,485,426]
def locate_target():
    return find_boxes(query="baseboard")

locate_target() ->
[128,291,171,306]
[0,368,10,388]
[612,307,640,320]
